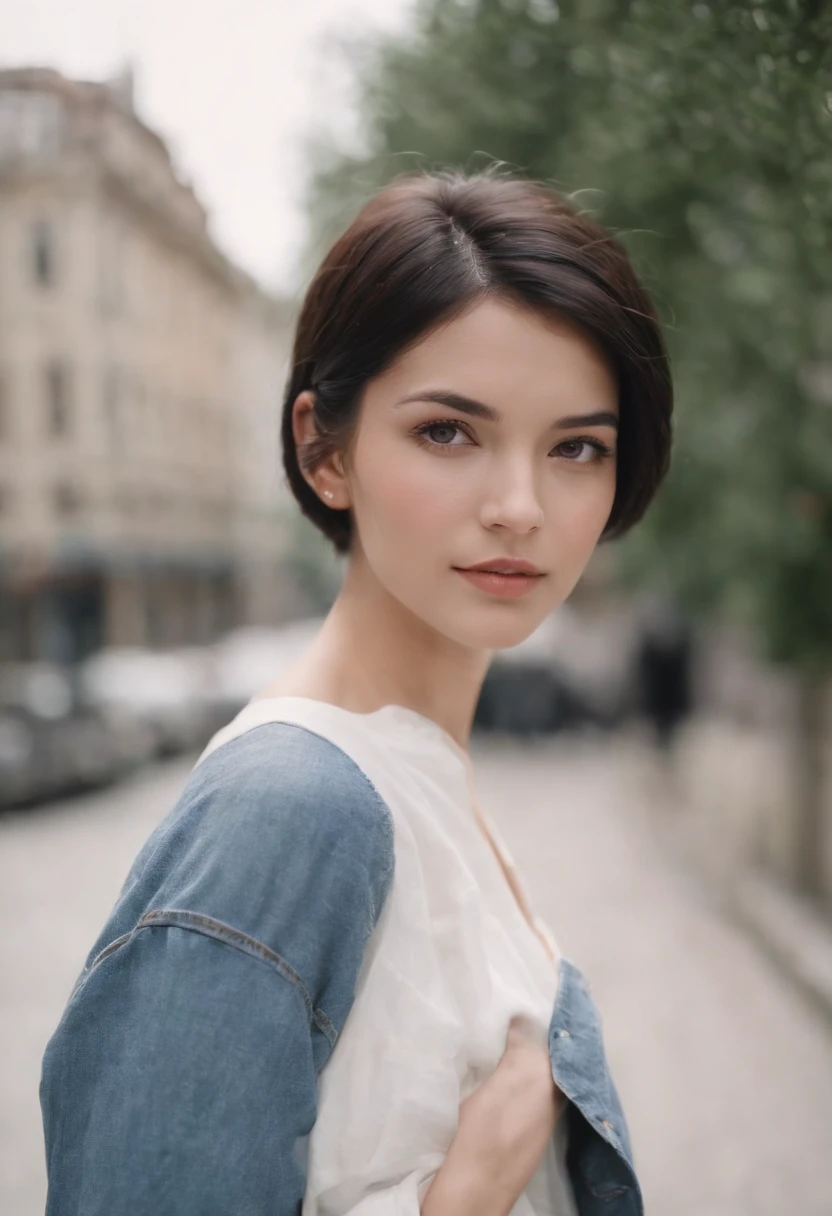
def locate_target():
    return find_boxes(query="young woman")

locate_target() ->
[40,170,672,1216]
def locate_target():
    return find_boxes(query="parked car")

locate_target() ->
[77,621,328,767]
[0,662,131,809]
[0,706,49,808]
[78,647,216,758]
[475,604,629,737]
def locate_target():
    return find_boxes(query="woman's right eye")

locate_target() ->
[412,420,472,451]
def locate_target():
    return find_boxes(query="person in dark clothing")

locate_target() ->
[635,602,694,752]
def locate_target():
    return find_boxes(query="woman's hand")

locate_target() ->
[420,1014,567,1216]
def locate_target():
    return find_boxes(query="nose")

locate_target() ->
[479,454,544,533]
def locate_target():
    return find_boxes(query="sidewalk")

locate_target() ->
[477,727,832,1216]
[629,716,832,1032]
[732,869,832,1029]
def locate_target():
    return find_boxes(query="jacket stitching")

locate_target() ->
[87,931,133,972]
[111,722,394,976]
[86,909,339,1046]
[195,721,396,938]
[137,909,339,1045]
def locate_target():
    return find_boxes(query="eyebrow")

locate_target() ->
[394,389,619,432]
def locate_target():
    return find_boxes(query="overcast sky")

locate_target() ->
[0,0,414,292]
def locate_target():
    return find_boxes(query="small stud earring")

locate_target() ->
[323,490,334,501]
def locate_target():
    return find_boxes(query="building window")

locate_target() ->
[53,482,82,516]
[0,91,64,159]
[103,366,121,447]
[98,219,124,316]
[33,219,56,287]
[45,360,71,437]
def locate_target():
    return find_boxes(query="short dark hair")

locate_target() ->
[281,169,673,556]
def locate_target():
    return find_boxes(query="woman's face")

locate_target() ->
[341,297,619,651]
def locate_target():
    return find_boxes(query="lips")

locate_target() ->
[454,567,544,598]
[456,559,544,576]
[469,568,539,576]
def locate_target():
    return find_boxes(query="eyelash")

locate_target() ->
[411,420,615,464]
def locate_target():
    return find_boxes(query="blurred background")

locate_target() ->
[1,2,831,1213]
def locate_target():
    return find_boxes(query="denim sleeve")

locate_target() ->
[40,723,396,1216]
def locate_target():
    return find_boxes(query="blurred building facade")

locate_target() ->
[0,65,296,663]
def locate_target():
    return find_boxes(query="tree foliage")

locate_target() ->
[306,0,832,673]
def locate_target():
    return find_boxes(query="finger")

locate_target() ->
[506,1013,547,1048]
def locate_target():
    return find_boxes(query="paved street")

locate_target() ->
[2,730,832,1214]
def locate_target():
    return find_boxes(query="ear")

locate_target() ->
[292,390,349,508]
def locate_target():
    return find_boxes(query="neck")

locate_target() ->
[272,555,491,752]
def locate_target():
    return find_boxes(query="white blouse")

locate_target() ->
[197,695,579,1216]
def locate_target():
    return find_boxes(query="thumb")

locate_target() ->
[505,1012,545,1049]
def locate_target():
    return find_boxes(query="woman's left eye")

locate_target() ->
[555,438,613,464]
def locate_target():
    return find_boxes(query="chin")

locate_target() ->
[433,608,552,653]
[485,620,548,650]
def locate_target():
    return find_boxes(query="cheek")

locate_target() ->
[358,443,460,538]
[551,473,616,553]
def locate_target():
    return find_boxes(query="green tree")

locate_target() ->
[306,0,832,895]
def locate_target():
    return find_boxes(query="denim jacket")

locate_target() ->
[40,722,642,1215]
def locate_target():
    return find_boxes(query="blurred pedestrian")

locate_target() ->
[635,597,694,754]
